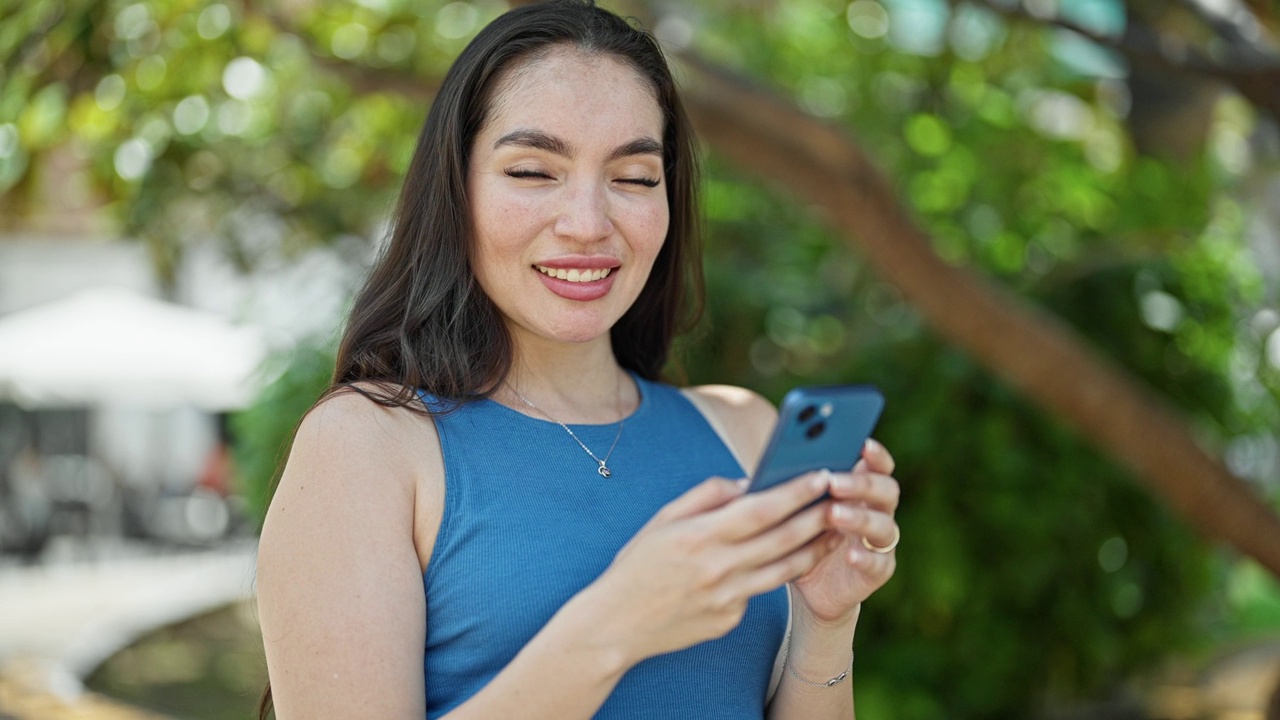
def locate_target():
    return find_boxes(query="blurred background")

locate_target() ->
[1,0,1279,718]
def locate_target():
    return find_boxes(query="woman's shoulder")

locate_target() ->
[293,384,440,477]
[679,384,776,419]
[678,384,778,476]
[302,382,436,431]
[262,383,444,561]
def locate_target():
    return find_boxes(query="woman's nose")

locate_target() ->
[554,179,614,242]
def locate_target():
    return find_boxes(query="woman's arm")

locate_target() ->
[766,605,858,720]
[686,385,896,720]
[772,436,899,720]
[256,391,433,719]
[684,386,850,718]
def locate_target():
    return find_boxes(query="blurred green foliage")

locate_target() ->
[5,0,1280,717]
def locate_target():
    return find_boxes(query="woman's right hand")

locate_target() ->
[588,472,834,663]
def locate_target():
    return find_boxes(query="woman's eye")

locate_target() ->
[503,168,658,187]
[504,168,553,180]
[618,177,661,188]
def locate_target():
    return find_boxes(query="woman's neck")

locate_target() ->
[498,333,638,424]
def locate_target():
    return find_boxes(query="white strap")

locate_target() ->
[766,584,793,703]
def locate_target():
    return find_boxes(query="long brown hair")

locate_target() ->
[259,2,702,716]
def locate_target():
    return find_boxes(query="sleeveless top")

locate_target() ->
[417,374,789,719]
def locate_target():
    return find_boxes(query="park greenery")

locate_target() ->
[4,0,1280,717]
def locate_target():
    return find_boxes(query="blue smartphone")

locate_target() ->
[748,385,885,493]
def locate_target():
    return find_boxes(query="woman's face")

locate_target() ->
[467,48,669,349]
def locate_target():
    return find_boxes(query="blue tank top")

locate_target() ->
[417,374,788,719]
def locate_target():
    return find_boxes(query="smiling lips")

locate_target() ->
[535,265,613,283]
[533,262,618,301]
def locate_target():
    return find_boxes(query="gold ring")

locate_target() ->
[861,525,900,554]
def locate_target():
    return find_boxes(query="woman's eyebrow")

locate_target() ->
[493,130,662,162]
[495,129,573,157]
[606,137,662,162]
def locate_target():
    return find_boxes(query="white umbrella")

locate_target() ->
[0,286,266,410]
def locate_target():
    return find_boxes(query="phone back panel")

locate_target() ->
[750,385,884,492]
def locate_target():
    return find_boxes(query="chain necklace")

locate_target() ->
[509,378,626,478]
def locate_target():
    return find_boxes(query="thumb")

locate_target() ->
[651,476,745,524]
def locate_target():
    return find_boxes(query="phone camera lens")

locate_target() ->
[798,405,817,423]
[805,421,826,439]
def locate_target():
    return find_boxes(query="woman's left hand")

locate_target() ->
[790,438,900,627]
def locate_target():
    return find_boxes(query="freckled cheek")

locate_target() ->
[618,204,669,262]
[475,193,551,263]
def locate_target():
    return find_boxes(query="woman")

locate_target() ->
[255,1,900,718]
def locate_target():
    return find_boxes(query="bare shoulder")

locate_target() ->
[296,384,437,460]
[680,384,778,475]
[682,384,777,427]
[273,386,437,511]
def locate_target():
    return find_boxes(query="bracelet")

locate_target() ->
[780,632,854,688]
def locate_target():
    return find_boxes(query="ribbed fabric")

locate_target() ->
[417,374,788,719]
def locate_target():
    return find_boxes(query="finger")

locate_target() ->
[734,532,831,598]
[827,472,900,512]
[847,540,898,578]
[829,505,898,548]
[709,471,831,542]
[728,501,829,569]
[651,476,744,524]
[861,438,896,475]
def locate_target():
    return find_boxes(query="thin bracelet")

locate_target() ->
[780,632,854,688]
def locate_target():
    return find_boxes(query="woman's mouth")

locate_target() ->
[532,263,618,301]
[534,265,613,283]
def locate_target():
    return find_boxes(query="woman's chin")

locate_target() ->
[554,327,614,345]
[508,317,617,348]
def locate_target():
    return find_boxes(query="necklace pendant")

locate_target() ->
[597,463,612,478]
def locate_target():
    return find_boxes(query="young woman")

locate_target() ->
[255,2,900,718]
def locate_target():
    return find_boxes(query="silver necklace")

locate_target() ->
[509,381,626,478]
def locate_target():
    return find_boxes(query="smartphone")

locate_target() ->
[748,385,885,493]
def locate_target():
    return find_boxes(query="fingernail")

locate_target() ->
[812,470,831,491]
[736,477,750,491]
[866,438,884,454]
[833,504,854,522]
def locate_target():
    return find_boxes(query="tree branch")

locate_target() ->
[1174,0,1280,57]
[973,0,1280,123]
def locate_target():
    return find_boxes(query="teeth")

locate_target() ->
[536,266,613,283]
